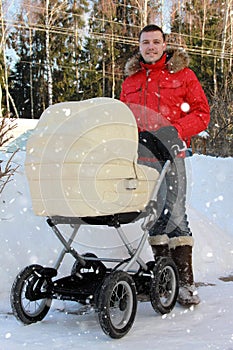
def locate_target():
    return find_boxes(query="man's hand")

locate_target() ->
[139,126,186,161]
[153,126,186,160]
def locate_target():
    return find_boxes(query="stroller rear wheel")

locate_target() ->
[150,257,179,314]
[97,270,137,339]
[10,264,52,324]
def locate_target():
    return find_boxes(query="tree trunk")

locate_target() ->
[221,0,230,74]
[0,84,2,118]
[201,0,207,68]
[45,0,53,106]
[229,0,233,72]
[29,28,34,118]
[0,0,10,117]
[111,27,115,98]
[0,0,3,118]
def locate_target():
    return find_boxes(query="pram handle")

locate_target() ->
[139,130,165,161]
[139,128,185,161]
[141,159,171,231]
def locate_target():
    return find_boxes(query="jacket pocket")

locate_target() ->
[158,79,185,119]
[159,79,184,89]
[124,82,142,103]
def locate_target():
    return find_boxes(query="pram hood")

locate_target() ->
[25,97,159,217]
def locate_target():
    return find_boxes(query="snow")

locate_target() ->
[197,131,209,139]
[0,150,233,349]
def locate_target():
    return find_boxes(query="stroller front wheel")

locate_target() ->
[97,270,137,339]
[150,257,179,315]
[10,264,52,325]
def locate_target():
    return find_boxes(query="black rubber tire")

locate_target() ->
[10,264,52,325]
[150,257,179,315]
[97,271,137,339]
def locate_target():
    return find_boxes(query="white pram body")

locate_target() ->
[11,98,179,339]
[25,97,159,218]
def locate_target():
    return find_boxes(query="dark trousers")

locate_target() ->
[139,157,191,238]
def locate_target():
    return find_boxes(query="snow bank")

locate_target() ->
[0,152,233,312]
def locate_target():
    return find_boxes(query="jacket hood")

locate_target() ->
[124,47,190,76]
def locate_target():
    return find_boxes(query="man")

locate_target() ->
[120,24,210,307]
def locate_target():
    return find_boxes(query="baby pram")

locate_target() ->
[10,97,179,338]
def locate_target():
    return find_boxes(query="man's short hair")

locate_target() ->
[139,24,166,42]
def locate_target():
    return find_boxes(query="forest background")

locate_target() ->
[0,0,233,157]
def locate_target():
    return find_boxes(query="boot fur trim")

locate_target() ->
[169,236,194,250]
[148,234,169,246]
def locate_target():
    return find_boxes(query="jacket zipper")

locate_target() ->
[144,69,150,129]
[157,80,161,112]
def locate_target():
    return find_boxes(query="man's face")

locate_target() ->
[139,30,166,64]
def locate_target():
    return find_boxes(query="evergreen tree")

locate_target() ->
[9,8,47,119]
[170,0,233,156]
[170,0,231,93]
[51,0,89,102]
[10,0,89,118]
[77,36,104,100]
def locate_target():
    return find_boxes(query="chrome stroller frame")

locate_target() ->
[50,160,171,273]
[10,159,179,339]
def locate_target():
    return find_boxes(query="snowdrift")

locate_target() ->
[0,151,233,312]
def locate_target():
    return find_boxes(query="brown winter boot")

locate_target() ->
[169,236,200,307]
[148,234,170,257]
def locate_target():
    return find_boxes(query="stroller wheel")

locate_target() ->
[150,257,179,315]
[97,271,137,339]
[10,264,52,325]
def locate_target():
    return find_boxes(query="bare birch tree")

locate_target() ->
[0,0,19,118]
[45,0,53,105]
[221,0,232,74]
[0,0,10,117]
[135,0,148,27]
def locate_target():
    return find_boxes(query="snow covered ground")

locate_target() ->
[0,149,233,349]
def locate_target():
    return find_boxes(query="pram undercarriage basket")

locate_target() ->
[10,98,179,339]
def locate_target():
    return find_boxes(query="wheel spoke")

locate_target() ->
[109,282,133,327]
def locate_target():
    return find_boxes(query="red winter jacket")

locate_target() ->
[120,50,210,146]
